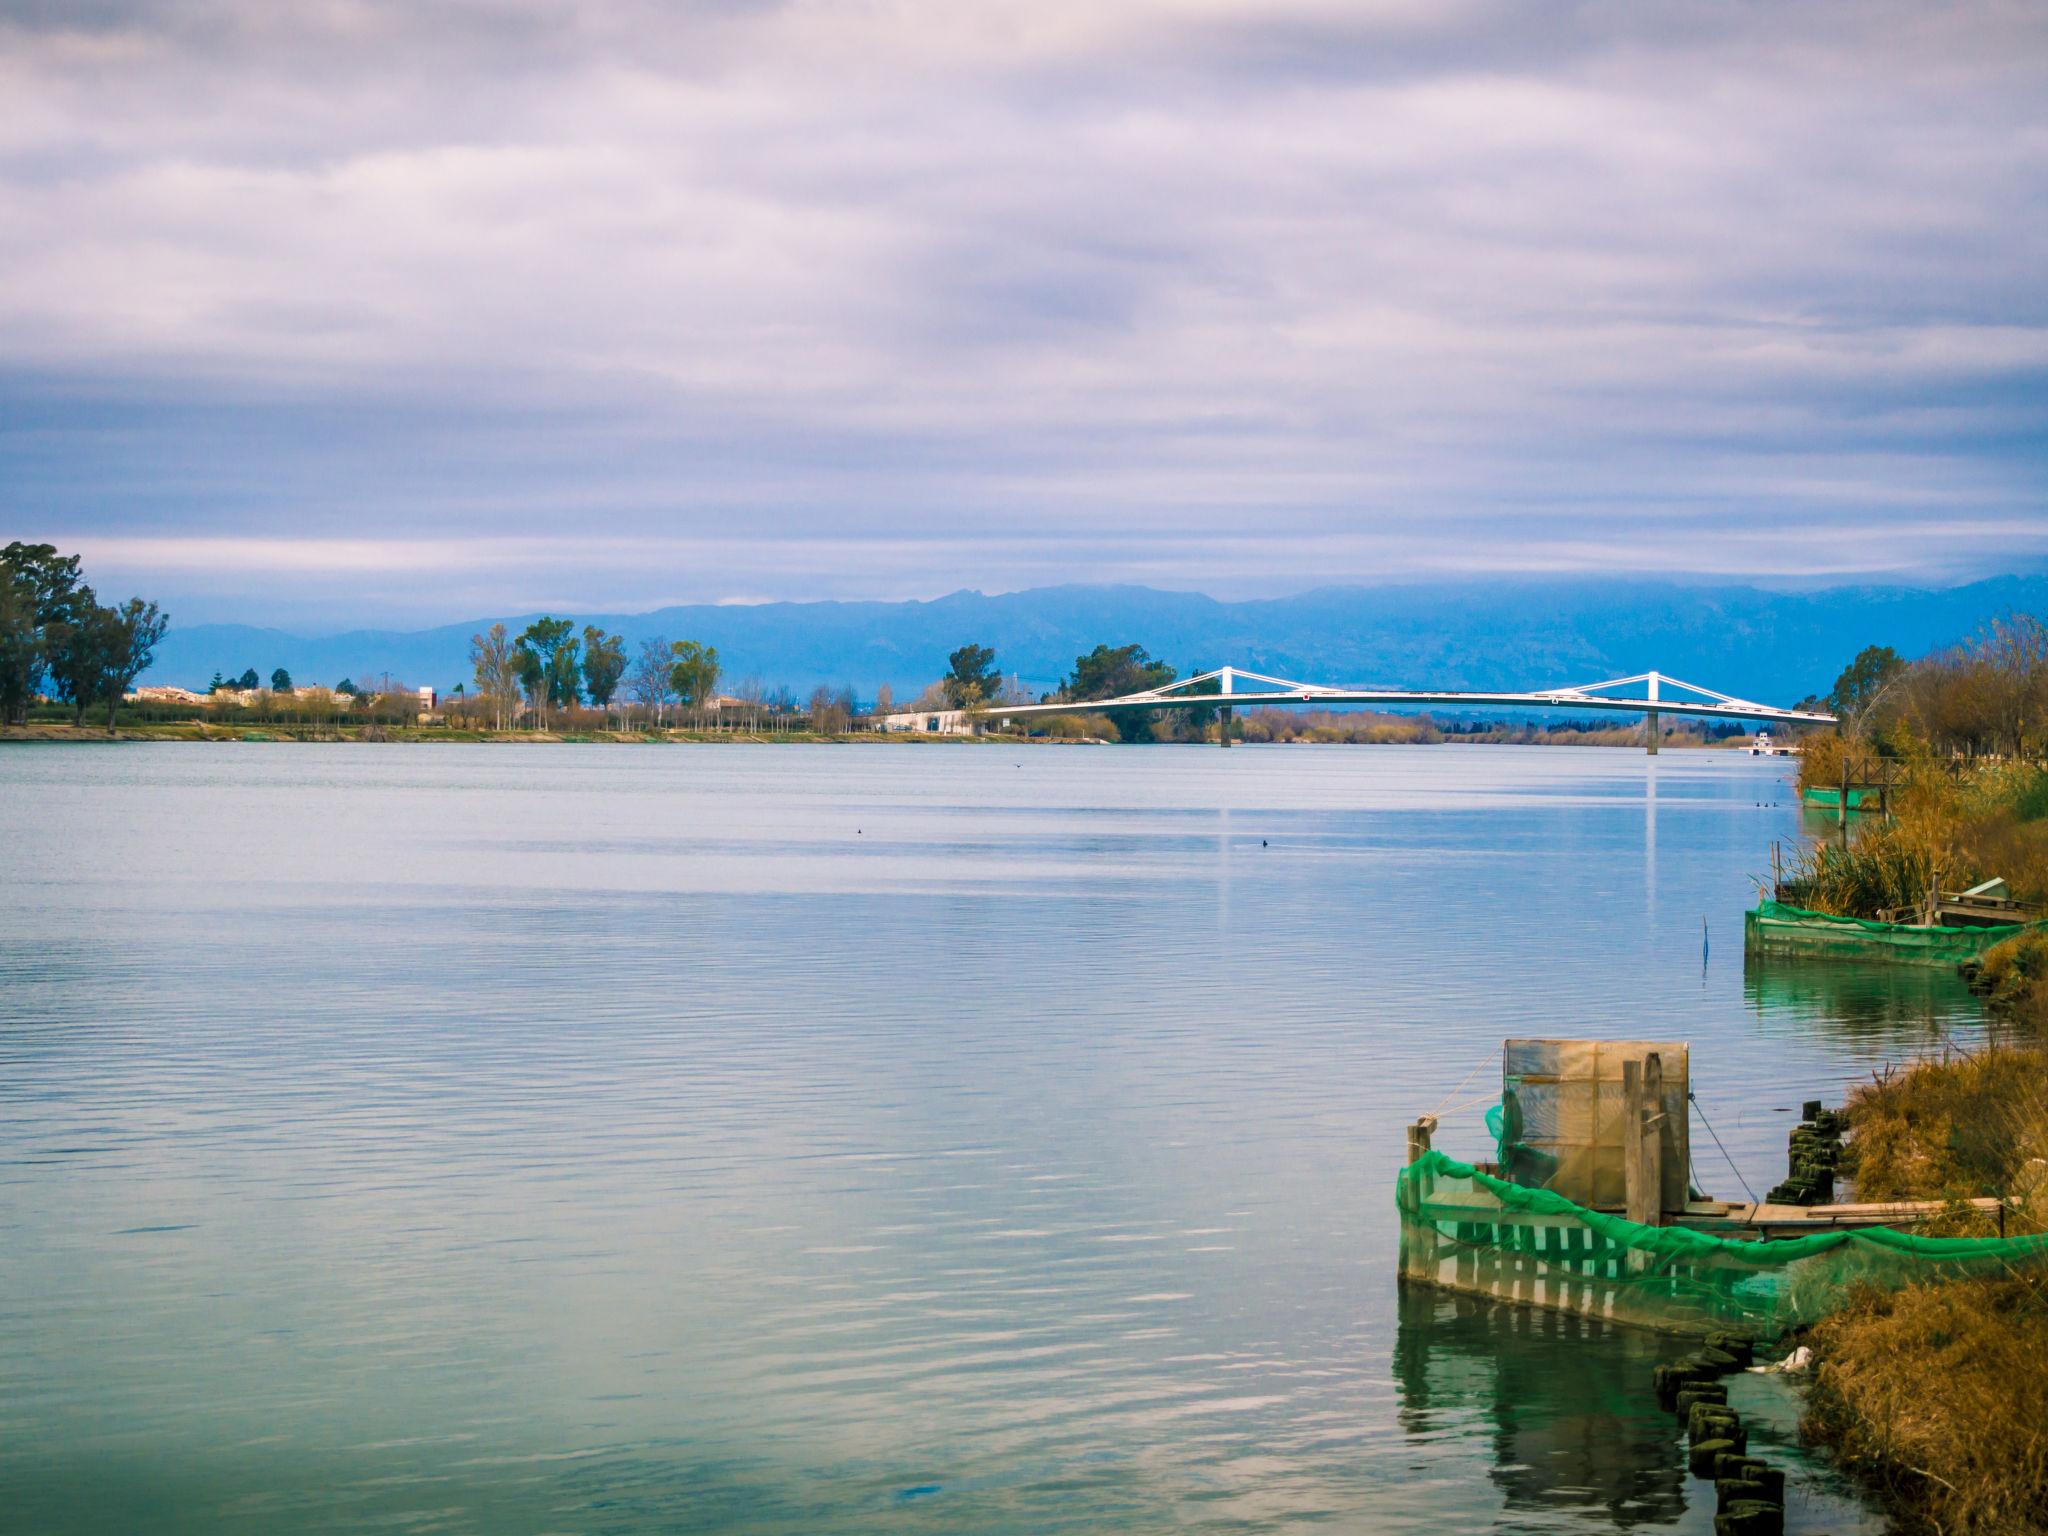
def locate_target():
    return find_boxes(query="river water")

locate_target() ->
[0,744,1985,1534]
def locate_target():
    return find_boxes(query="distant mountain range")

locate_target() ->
[144,575,2048,708]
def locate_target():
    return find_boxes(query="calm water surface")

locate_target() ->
[0,745,1985,1534]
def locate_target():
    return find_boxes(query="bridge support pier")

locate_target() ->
[1645,672,1660,755]
[1219,704,1232,747]
[1218,665,1233,748]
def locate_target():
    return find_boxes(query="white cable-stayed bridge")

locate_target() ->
[914,667,1834,751]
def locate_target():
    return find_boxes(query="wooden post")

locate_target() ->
[1624,1053,1667,1227]
[1642,1051,1666,1226]
[1623,1060,1648,1225]
[1407,1115,1437,1165]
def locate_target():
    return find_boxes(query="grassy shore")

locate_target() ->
[1787,736,2048,1025]
[1802,1047,2048,1535]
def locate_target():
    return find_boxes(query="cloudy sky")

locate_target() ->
[4,0,2046,625]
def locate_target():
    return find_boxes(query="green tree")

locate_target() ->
[1063,643,1177,743]
[1065,642,1176,701]
[91,598,170,729]
[668,639,721,714]
[236,667,260,691]
[581,626,628,713]
[44,587,105,725]
[0,579,37,725]
[335,678,359,696]
[1,542,86,724]
[271,667,293,692]
[45,595,168,727]
[514,617,578,726]
[943,643,1001,708]
[1827,645,1906,730]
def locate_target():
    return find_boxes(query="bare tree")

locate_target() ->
[628,636,676,728]
[470,623,519,731]
[874,682,893,717]
[808,684,843,734]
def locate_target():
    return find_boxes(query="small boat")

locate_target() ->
[1748,730,1798,756]
[1745,886,2044,965]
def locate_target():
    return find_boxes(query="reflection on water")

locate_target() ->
[1744,951,1982,1047]
[1396,1288,1687,1527]
[0,744,1980,1534]
[1393,1288,1883,1533]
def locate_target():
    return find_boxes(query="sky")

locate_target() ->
[3,0,2046,627]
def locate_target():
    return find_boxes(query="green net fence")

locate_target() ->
[1744,900,2037,965]
[1396,1149,2048,1337]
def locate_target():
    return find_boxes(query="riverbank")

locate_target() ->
[0,721,1032,745]
[1784,738,2048,1019]
[3,719,1762,747]
[1801,1046,2048,1535]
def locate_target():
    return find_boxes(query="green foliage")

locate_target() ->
[580,626,627,710]
[335,678,358,696]
[514,617,580,719]
[2017,768,2048,824]
[236,667,260,691]
[668,639,720,710]
[944,643,1001,708]
[2,541,89,725]
[93,598,169,728]
[271,667,292,692]
[1063,643,1176,742]
[1828,644,1906,725]
[1064,642,1175,701]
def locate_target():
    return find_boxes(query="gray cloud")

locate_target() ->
[1,0,2044,622]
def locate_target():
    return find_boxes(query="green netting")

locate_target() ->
[1744,900,2037,966]
[1800,786,1878,810]
[1396,1149,2048,1337]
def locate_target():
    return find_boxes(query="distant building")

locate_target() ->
[128,685,208,705]
[417,686,436,711]
[879,709,975,736]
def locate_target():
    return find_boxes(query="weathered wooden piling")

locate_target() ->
[1653,1332,1782,1535]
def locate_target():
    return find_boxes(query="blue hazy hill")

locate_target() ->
[145,575,2048,706]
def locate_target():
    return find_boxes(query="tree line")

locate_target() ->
[466,620,726,730]
[1,542,169,728]
[1812,614,2048,760]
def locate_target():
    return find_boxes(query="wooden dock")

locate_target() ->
[1674,1196,2007,1240]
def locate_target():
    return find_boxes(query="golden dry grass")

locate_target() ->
[1805,1272,2048,1535]
[1841,1048,2048,1222]
[1978,931,2048,1032]
[1803,1049,2048,1533]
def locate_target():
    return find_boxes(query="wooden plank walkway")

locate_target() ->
[1675,1196,2005,1238]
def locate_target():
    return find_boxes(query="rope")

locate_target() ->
[1434,1091,1503,1118]
[1689,1091,1760,1210]
[1428,1043,1500,1118]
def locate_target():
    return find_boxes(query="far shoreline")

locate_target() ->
[1,722,1762,750]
